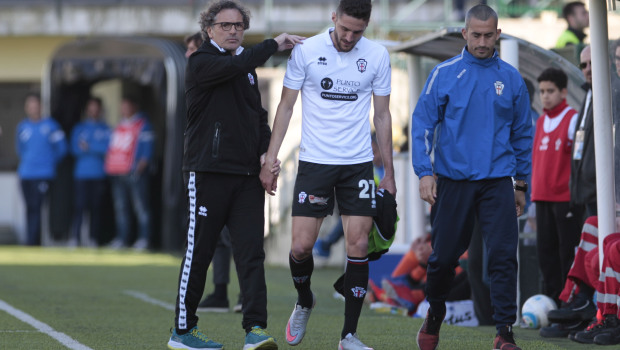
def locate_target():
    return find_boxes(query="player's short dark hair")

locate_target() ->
[184,32,204,48]
[537,67,568,90]
[25,92,40,101]
[465,4,498,28]
[336,0,372,22]
[562,1,585,21]
[199,0,250,42]
[122,94,140,107]
[87,96,103,107]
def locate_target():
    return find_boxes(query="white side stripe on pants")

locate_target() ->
[178,171,197,329]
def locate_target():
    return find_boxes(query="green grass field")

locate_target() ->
[0,247,595,349]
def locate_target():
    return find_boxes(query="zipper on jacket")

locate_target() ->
[212,122,221,158]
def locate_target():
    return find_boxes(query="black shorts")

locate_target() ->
[291,161,377,217]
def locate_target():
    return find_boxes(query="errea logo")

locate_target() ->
[198,206,208,217]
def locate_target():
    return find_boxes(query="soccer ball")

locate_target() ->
[521,294,557,329]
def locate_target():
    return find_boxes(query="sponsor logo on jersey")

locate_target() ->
[198,206,208,217]
[309,195,329,205]
[248,73,255,85]
[298,191,307,204]
[351,286,367,298]
[321,92,358,101]
[356,58,367,73]
[494,81,504,96]
[318,56,327,66]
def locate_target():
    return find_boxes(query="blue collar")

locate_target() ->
[461,46,499,67]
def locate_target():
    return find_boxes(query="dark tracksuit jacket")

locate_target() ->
[174,38,278,332]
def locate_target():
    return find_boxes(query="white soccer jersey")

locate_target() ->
[284,28,391,165]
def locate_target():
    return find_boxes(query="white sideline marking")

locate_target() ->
[0,299,94,350]
[124,290,175,311]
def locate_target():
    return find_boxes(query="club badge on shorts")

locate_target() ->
[298,191,307,204]
[494,81,504,96]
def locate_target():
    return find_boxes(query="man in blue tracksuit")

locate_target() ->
[412,5,532,350]
[70,97,110,246]
[16,92,68,246]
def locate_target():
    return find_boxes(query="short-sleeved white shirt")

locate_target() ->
[284,28,391,165]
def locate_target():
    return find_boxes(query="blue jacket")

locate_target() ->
[71,119,110,179]
[16,117,68,179]
[411,47,532,181]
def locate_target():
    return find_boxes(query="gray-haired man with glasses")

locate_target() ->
[168,1,304,349]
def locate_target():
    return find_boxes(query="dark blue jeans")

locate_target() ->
[20,179,50,246]
[110,173,150,244]
[72,178,106,245]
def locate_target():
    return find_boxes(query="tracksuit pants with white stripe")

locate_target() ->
[174,171,268,332]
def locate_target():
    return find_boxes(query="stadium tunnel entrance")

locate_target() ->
[44,37,188,251]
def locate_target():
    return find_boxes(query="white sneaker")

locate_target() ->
[132,238,148,250]
[107,239,124,249]
[285,293,315,346]
[338,333,373,350]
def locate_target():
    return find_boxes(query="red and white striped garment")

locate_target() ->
[559,216,600,303]
[598,233,620,316]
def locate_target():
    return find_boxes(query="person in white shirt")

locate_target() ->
[259,1,395,349]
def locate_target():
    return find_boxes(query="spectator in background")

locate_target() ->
[15,92,68,245]
[104,96,154,250]
[531,68,582,306]
[570,45,596,221]
[69,97,110,247]
[556,1,589,50]
[184,32,203,58]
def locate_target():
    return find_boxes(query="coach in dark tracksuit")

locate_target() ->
[168,2,303,349]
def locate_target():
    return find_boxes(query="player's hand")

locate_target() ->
[260,154,281,176]
[419,175,436,205]
[259,154,279,196]
[274,33,305,52]
[514,189,526,217]
[378,175,396,196]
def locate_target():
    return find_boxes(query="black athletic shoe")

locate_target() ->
[539,321,589,338]
[594,320,620,345]
[573,315,619,344]
[547,297,596,323]
[197,293,229,312]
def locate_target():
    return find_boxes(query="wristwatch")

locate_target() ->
[514,183,528,192]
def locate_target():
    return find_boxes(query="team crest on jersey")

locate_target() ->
[309,195,329,205]
[298,191,307,204]
[351,286,367,298]
[356,59,367,73]
[293,276,309,284]
[494,81,504,96]
[248,73,255,85]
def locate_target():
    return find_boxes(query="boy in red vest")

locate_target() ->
[531,67,583,307]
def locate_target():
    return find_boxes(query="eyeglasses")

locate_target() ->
[212,22,246,31]
[579,61,591,69]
